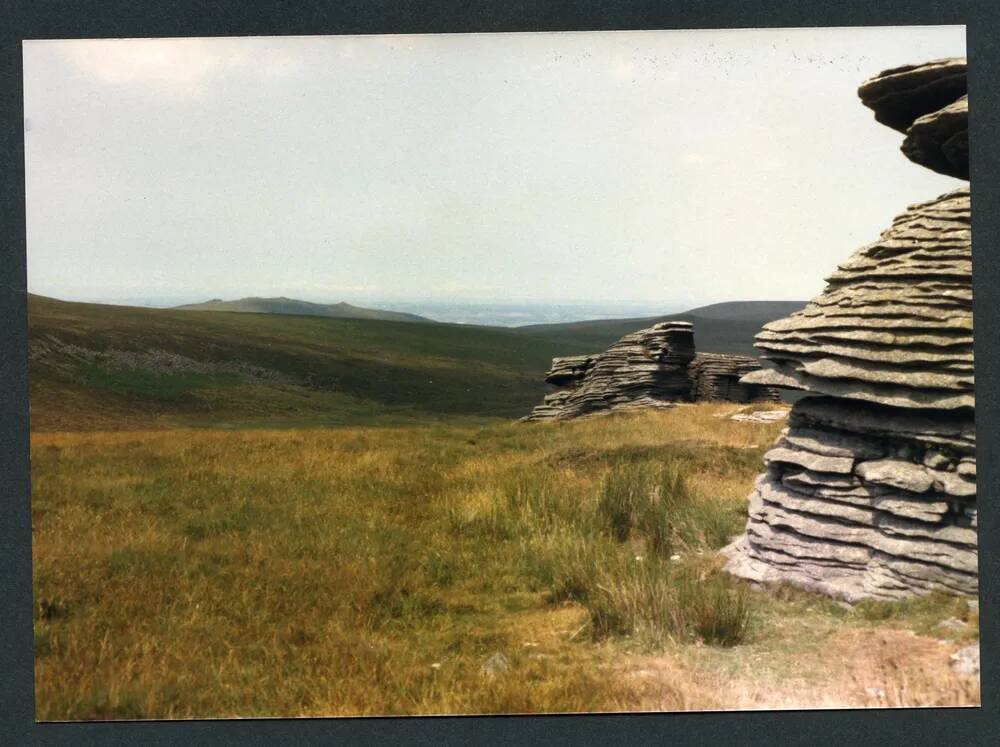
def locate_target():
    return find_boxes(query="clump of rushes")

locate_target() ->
[597,461,688,555]
[673,570,753,647]
[582,559,752,648]
[580,460,753,647]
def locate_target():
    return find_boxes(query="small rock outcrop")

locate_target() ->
[689,352,782,404]
[723,59,974,601]
[522,322,779,421]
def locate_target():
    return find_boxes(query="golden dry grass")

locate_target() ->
[31,404,979,719]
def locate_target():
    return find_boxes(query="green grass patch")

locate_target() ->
[77,364,242,401]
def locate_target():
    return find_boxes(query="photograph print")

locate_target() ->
[24,25,977,719]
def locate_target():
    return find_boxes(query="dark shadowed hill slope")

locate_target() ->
[175,296,433,323]
[678,301,808,321]
[512,301,806,356]
[27,295,585,430]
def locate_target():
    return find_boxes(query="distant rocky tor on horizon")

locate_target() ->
[723,58,975,601]
[175,296,432,323]
[521,321,781,421]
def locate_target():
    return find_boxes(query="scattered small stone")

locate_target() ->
[430,662,441,670]
[836,601,854,612]
[967,599,979,615]
[865,687,886,700]
[951,644,980,677]
[480,652,510,679]
[522,641,539,648]
[730,410,788,424]
[937,617,968,632]
[669,554,682,562]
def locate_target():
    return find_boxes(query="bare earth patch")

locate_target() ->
[623,624,978,712]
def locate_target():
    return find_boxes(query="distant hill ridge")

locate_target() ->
[512,300,807,357]
[514,300,806,331]
[174,296,433,323]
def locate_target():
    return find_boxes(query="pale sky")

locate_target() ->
[23,26,966,309]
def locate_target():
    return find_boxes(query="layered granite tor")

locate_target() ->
[723,58,974,601]
[522,322,779,421]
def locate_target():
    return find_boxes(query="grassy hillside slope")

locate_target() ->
[514,301,806,354]
[175,296,432,323]
[28,295,586,430]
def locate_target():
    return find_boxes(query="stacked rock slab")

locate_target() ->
[688,352,782,404]
[522,322,780,421]
[857,58,968,179]
[523,322,696,421]
[723,59,974,601]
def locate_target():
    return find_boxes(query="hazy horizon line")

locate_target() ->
[28,289,810,310]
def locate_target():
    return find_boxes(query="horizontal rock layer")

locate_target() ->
[744,188,972,412]
[724,446,977,601]
[858,57,967,133]
[904,95,969,180]
[859,57,968,178]
[688,352,782,404]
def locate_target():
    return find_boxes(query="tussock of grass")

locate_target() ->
[586,564,751,648]
[470,458,756,649]
[675,572,753,647]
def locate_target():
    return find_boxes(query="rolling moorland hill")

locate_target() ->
[174,296,433,323]
[27,294,580,430]
[27,295,803,431]
[512,301,807,354]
